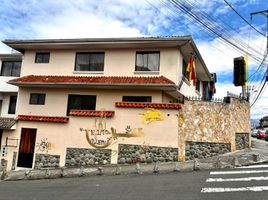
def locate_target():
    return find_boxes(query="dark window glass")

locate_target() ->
[35,52,50,63]
[0,61,21,77]
[196,79,201,92]
[8,96,17,114]
[75,53,104,71]
[135,51,160,71]
[67,95,96,115]
[182,59,190,80]
[30,93,46,105]
[122,96,152,102]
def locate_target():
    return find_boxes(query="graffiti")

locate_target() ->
[82,117,144,149]
[139,108,165,124]
[36,138,52,153]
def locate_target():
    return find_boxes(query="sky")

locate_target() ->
[0,0,267,119]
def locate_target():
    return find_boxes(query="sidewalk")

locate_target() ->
[1,142,268,181]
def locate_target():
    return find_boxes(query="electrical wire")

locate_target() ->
[223,0,266,37]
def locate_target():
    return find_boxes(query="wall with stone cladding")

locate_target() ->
[65,148,111,167]
[235,133,250,150]
[178,98,250,161]
[185,141,231,160]
[117,144,178,164]
[34,154,60,169]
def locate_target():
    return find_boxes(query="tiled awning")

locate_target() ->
[9,75,175,85]
[17,115,69,123]
[115,102,182,110]
[0,117,16,129]
[69,110,115,117]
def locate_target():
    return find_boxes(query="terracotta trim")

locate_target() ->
[17,115,69,123]
[115,102,181,110]
[69,110,115,117]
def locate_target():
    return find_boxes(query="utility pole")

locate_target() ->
[247,10,268,99]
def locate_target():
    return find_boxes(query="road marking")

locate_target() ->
[210,170,268,175]
[206,176,268,182]
[201,186,268,193]
[236,164,268,169]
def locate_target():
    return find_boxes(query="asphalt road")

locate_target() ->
[1,165,268,200]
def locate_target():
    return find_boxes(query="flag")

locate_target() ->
[186,56,196,86]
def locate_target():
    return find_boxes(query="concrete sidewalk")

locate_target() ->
[1,144,268,181]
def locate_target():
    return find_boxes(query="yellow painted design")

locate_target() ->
[140,108,165,124]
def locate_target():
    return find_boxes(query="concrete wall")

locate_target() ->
[21,48,180,84]
[20,48,205,97]
[17,88,163,116]
[2,107,178,170]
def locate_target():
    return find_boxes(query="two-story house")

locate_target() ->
[1,36,213,171]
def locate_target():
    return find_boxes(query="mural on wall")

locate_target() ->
[139,108,165,124]
[81,116,144,149]
[36,138,53,153]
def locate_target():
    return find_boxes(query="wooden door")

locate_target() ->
[17,128,37,168]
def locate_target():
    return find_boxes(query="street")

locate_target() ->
[1,163,268,200]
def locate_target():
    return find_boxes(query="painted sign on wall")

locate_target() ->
[81,116,144,149]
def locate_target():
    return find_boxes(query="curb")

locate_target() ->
[1,155,268,181]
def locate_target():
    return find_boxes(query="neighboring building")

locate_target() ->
[0,36,218,171]
[0,53,22,160]
[259,116,268,128]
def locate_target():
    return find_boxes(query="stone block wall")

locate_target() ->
[178,98,250,161]
[65,148,111,167]
[117,144,178,164]
[235,133,250,150]
[185,141,231,160]
[34,154,60,169]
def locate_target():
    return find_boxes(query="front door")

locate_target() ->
[17,128,37,168]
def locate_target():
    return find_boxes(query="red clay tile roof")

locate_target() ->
[17,115,69,123]
[115,102,181,110]
[9,75,175,85]
[70,110,114,117]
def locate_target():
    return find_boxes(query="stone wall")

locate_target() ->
[235,133,250,150]
[65,148,111,167]
[117,144,178,164]
[178,98,250,161]
[34,154,60,169]
[185,141,231,160]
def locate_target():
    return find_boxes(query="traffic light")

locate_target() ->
[233,57,246,86]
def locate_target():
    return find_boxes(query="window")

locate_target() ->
[30,93,46,105]
[182,59,190,80]
[135,51,160,71]
[67,95,96,115]
[8,96,17,114]
[0,61,21,77]
[196,79,201,92]
[75,52,104,71]
[35,52,50,63]
[122,96,152,102]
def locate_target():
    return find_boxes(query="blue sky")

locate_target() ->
[0,0,267,119]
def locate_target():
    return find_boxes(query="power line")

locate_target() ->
[223,0,266,37]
